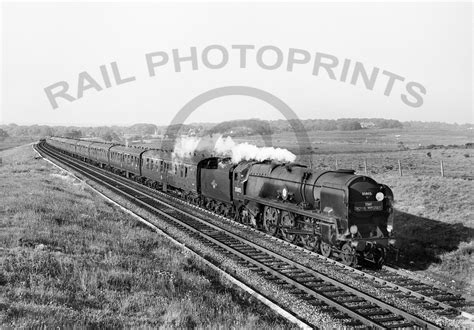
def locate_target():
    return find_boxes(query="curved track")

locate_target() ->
[36,142,467,328]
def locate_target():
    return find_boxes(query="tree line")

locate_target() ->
[2,118,468,142]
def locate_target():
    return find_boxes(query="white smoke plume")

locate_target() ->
[173,135,296,163]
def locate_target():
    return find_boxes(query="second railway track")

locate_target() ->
[36,142,470,328]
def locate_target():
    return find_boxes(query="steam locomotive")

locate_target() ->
[45,136,396,267]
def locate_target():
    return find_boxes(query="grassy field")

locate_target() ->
[0,144,293,328]
[233,128,472,152]
[232,129,474,179]
[0,137,36,152]
[373,174,473,295]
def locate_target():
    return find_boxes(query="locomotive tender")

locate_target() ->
[45,136,396,267]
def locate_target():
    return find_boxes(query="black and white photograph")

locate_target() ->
[1,1,472,328]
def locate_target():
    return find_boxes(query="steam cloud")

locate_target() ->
[173,135,296,163]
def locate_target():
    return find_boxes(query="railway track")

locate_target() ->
[35,142,468,328]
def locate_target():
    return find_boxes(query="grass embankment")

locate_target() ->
[0,144,292,328]
[0,137,35,152]
[374,174,473,295]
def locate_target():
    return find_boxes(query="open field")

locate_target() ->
[373,173,473,295]
[232,129,474,179]
[0,144,293,328]
[0,137,36,152]
[233,128,472,153]
[306,148,473,179]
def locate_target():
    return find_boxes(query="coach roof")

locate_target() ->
[90,141,117,150]
[110,145,148,157]
[142,149,204,164]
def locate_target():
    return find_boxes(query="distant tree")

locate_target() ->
[64,129,82,139]
[128,123,157,135]
[0,128,9,140]
[377,119,403,129]
[207,119,273,136]
[337,120,362,131]
[38,126,54,137]
[101,131,121,142]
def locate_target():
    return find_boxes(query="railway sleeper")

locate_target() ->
[316,286,341,293]
[263,260,287,267]
[292,275,316,282]
[323,291,349,298]
[383,321,415,329]
[345,302,375,309]
[255,257,278,263]
[300,280,325,287]
[340,297,367,304]
[376,315,405,323]
[361,309,391,317]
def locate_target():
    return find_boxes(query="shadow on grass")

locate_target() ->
[393,210,473,270]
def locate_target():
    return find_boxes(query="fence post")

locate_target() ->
[335,159,338,169]
[364,159,367,175]
[440,160,444,177]
[398,159,403,176]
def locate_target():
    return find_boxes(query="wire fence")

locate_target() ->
[306,152,474,180]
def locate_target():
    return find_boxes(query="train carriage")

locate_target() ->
[76,140,95,161]
[109,145,146,178]
[89,142,116,167]
[141,149,200,197]
[47,137,77,155]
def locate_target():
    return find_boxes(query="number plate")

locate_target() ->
[354,201,383,211]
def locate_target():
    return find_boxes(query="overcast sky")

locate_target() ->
[1,2,472,126]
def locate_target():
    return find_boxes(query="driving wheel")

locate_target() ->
[263,206,279,236]
[280,211,296,242]
[320,242,332,258]
[341,243,357,266]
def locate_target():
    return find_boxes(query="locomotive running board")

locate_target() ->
[242,196,337,224]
